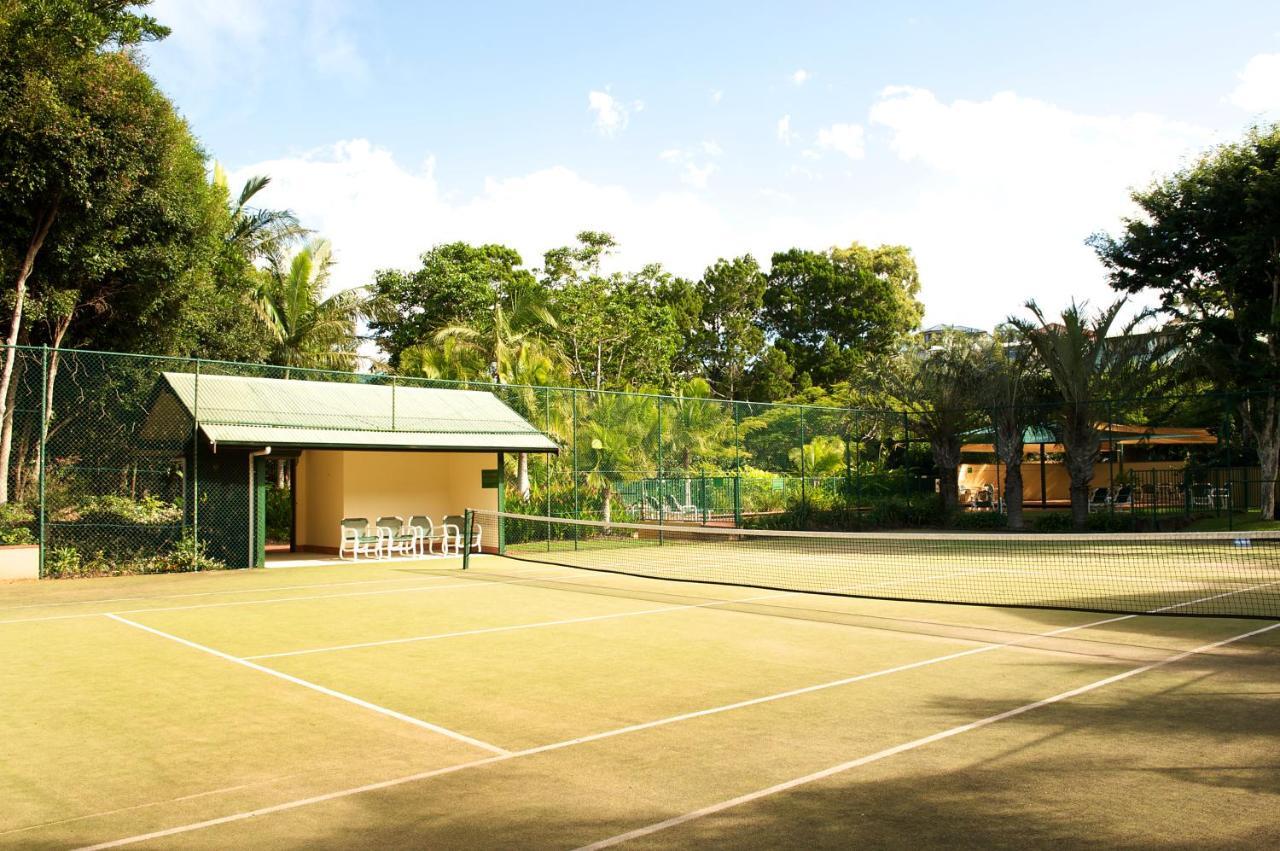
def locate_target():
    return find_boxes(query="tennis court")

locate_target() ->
[3,514,1278,849]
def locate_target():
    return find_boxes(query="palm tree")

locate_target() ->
[664,377,733,506]
[255,239,366,373]
[215,165,306,264]
[977,328,1045,529]
[884,330,985,516]
[1008,299,1178,529]
[581,392,657,526]
[789,435,847,478]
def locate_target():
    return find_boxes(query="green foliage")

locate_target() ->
[370,242,535,367]
[266,486,291,543]
[0,501,35,544]
[693,255,766,398]
[255,239,366,371]
[51,494,180,524]
[43,531,225,579]
[763,243,923,387]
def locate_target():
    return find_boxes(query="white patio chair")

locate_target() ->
[443,514,482,554]
[1087,488,1110,513]
[376,516,415,557]
[1190,483,1214,509]
[406,514,448,555]
[339,518,382,560]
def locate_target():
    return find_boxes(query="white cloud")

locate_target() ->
[791,68,811,85]
[1228,53,1280,112]
[710,89,724,104]
[588,89,643,137]
[588,90,627,136]
[658,143,721,189]
[776,114,798,145]
[866,85,1214,325]
[815,123,866,159]
[228,139,734,293]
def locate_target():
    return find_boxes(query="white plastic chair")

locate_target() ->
[339,518,382,560]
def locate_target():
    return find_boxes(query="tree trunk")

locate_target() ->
[0,199,60,504]
[1003,462,1025,530]
[602,481,612,528]
[0,357,23,504]
[931,436,962,516]
[1064,444,1096,530]
[1240,392,1279,521]
[682,449,692,506]
[517,452,530,500]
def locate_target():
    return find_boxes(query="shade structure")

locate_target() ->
[143,372,559,453]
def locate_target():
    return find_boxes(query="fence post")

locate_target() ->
[571,389,579,549]
[657,397,664,528]
[901,411,910,505]
[38,346,48,578]
[854,411,863,522]
[732,401,741,527]
[391,375,397,431]
[192,358,200,550]
[1224,394,1233,531]
[799,408,808,526]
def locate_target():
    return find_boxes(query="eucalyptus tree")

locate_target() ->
[1008,299,1179,529]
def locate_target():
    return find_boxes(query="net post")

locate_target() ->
[38,345,48,579]
[462,510,473,570]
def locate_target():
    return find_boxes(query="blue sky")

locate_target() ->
[145,1,1280,327]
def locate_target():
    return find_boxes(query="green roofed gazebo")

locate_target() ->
[141,372,558,568]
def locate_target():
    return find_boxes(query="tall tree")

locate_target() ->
[1089,124,1280,519]
[1008,300,1178,529]
[369,242,533,367]
[976,328,1047,530]
[543,234,684,391]
[695,255,766,399]
[763,242,923,387]
[0,0,172,502]
[663,377,732,505]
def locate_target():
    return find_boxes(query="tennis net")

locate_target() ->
[467,509,1280,619]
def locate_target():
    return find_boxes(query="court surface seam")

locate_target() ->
[104,614,510,756]
[574,619,1280,849]
[0,566,583,626]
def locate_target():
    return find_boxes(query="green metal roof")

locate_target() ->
[152,372,559,453]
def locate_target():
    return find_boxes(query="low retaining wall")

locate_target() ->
[0,545,39,580]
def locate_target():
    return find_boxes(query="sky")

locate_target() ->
[143,1,1280,329]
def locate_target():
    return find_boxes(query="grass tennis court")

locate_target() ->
[2,548,1278,848]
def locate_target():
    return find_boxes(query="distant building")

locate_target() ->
[919,324,984,346]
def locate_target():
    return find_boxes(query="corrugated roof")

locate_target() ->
[155,372,559,453]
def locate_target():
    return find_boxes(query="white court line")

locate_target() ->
[77,613,1279,851]
[105,614,510,756]
[0,567,583,626]
[77,605,1158,851]
[575,619,1280,850]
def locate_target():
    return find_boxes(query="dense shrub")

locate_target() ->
[0,502,36,545]
[949,511,1012,531]
[266,486,292,542]
[43,532,226,579]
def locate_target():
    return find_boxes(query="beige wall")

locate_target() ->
[959,460,1190,502]
[295,450,499,550]
[0,545,38,580]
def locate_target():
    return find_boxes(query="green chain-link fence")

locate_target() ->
[0,344,1275,577]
